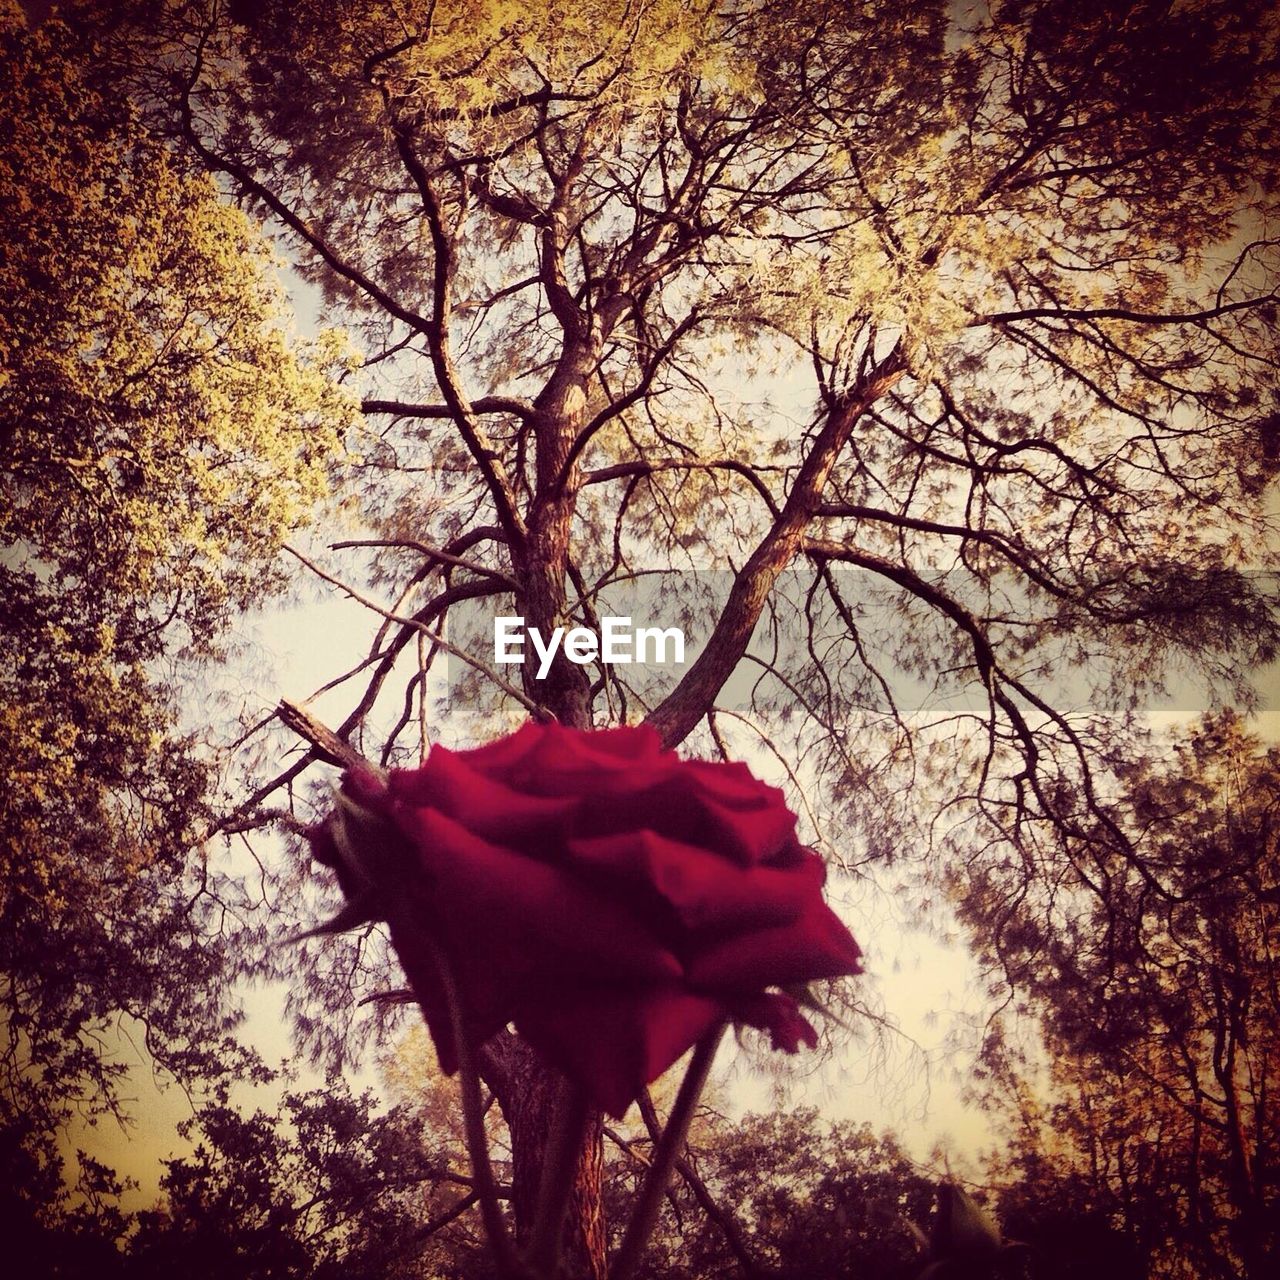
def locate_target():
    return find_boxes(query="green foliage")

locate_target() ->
[127,0,1280,807]
[128,1084,458,1280]
[0,1106,134,1280]
[5,0,1280,1272]
[46,1087,942,1280]
[0,1078,474,1280]
[0,4,355,1148]
[976,715,1280,1279]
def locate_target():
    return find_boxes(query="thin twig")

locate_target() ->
[284,544,546,718]
[609,1025,726,1280]
[419,934,527,1280]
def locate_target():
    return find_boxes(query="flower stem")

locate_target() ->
[526,1078,593,1277]
[608,1024,727,1280]
[423,935,525,1279]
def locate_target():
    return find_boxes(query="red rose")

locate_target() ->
[309,722,861,1117]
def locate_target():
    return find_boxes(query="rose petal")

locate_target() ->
[548,721,664,763]
[568,830,824,934]
[569,774,790,864]
[682,758,775,802]
[454,721,546,773]
[513,724,674,797]
[728,991,819,1053]
[514,985,723,1117]
[568,765,795,865]
[401,807,684,987]
[391,749,577,853]
[682,763,798,864]
[686,900,862,990]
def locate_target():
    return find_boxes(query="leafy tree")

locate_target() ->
[978,714,1280,1279]
[43,0,1280,1271]
[0,1107,134,1280]
[127,1083,472,1280]
[620,1107,936,1280]
[126,1075,940,1280]
[0,0,355,1221]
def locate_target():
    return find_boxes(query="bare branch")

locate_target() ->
[284,545,546,719]
[362,396,535,423]
[276,700,380,776]
[647,351,906,747]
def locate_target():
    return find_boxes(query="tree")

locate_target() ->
[127,1082,473,1280]
[0,0,355,1207]
[0,1105,135,1280]
[978,714,1280,1279]
[126,1069,940,1280]
[50,0,1280,1273]
[630,1108,936,1280]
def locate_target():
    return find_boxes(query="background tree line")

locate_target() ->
[2,0,1278,1275]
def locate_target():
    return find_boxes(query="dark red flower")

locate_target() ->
[309,722,861,1116]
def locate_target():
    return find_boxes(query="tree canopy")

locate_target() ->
[981,714,1280,1279]
[129,0,1279,834]
[0,0,354,1195]
[5,0,1280,1275]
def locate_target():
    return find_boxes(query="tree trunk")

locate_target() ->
[483,1023,607,1279]
[490,341,607,1277]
